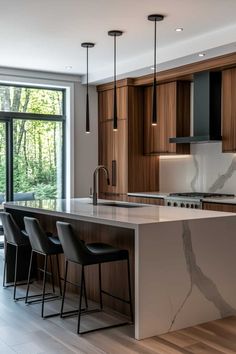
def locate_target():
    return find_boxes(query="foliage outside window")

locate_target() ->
[0,85,64,201]
[0,86,63,115]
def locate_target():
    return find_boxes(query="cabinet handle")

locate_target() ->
[112,160,117,186]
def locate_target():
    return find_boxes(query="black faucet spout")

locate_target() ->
[92,165,110,205]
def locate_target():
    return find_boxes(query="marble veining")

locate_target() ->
[160,143,236,194]
[169,220,235,330]
[209,156,236,193]
[190,155,199,192]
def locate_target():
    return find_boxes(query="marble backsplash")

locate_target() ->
[159,142,236,194]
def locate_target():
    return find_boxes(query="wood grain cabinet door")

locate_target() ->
[143,81,190,155]
[222,68,236,152]
[98,87,128,122]
[143,84,168,154]
[99,119,128,195]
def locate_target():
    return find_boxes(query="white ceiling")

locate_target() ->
[0,0,236,84]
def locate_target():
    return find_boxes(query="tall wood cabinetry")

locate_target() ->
[222,67,236,152]
[98,86,128,196]
[97,80,159,200]
[143,81,190,155]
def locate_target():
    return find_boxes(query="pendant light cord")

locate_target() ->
[154,19,157,86]
[86,46,89,96]
[108,29,122,131]
[113,34,117,130]
[114,34,116,89]
[82,41,95,133]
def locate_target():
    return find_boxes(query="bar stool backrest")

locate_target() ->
[1,212,25,245]
[24,217,52,254]
[56,221,92,265]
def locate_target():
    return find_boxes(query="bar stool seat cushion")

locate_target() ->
[48,236,62,246]
[86,242,128,263]
[46,237,63,254]
[19,231,30,246]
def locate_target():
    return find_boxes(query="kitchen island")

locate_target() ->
[4,198,236,340]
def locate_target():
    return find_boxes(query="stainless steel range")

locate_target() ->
[165,192,235,209]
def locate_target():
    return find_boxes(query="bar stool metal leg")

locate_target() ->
[13,245,19,300]
[98,263,103,310]
[49,255,55,294]
[3,242,7,288]
[41,255,48,318]
[82,267,88,309]
[56,254,62,296]
[60,260,68,317]
[77,265,84,334]
[25,250,33,303]
[127,256,134,323]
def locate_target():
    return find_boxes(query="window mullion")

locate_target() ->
[6,119,13,202]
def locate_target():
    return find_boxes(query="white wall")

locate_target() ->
[160,143,236,194]
[74,82,98,197]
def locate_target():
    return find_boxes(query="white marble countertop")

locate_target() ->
[3,198,234,229]
[128,192,168,199]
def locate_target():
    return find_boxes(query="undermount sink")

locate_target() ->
[90,201,143,208]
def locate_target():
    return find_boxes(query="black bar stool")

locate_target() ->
[56,221,133,335]
[1,212,31,301]
[24,216,63,318]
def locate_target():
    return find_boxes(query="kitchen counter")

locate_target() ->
[4,198,236,340]
[128,192,169,199]
[4,197,233,228]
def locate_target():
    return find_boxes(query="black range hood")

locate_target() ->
[170,71,222,144]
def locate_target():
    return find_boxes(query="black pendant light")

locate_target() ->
[81,42,95,133]
[148,14,164,126]
[108,30,123,131]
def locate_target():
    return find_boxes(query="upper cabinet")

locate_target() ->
[98,87,128,122]
[222,68,236,152]
[143,81,190,155]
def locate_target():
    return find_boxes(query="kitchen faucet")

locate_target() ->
[93,165,110,205]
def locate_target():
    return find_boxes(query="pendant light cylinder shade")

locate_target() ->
[81,42,95,134]
[148,14,164,126]
[108,30,123,131]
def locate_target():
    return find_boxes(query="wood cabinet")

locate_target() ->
[143,81,190,155]
[98,86,127,122]
[222,68,236,152]
[99,119,128,195]
[202,202,236,213]
[97,81,159,199]
[127,196,164,206]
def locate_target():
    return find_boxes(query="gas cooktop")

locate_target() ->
[165,192,235,209]
[169,192,235,198]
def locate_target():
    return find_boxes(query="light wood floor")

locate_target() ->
[1,252,236,354]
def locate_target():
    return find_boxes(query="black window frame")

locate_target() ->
[0,84,66,202]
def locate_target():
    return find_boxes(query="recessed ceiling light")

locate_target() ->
[198,53,206,57]
[65,65,72,70]
[175,27,183,32]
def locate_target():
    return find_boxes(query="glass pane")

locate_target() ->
[0,122,6,206]
[0,86,63,115]
[13,119,63,200]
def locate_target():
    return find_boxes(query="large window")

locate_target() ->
[0,84,65,204]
